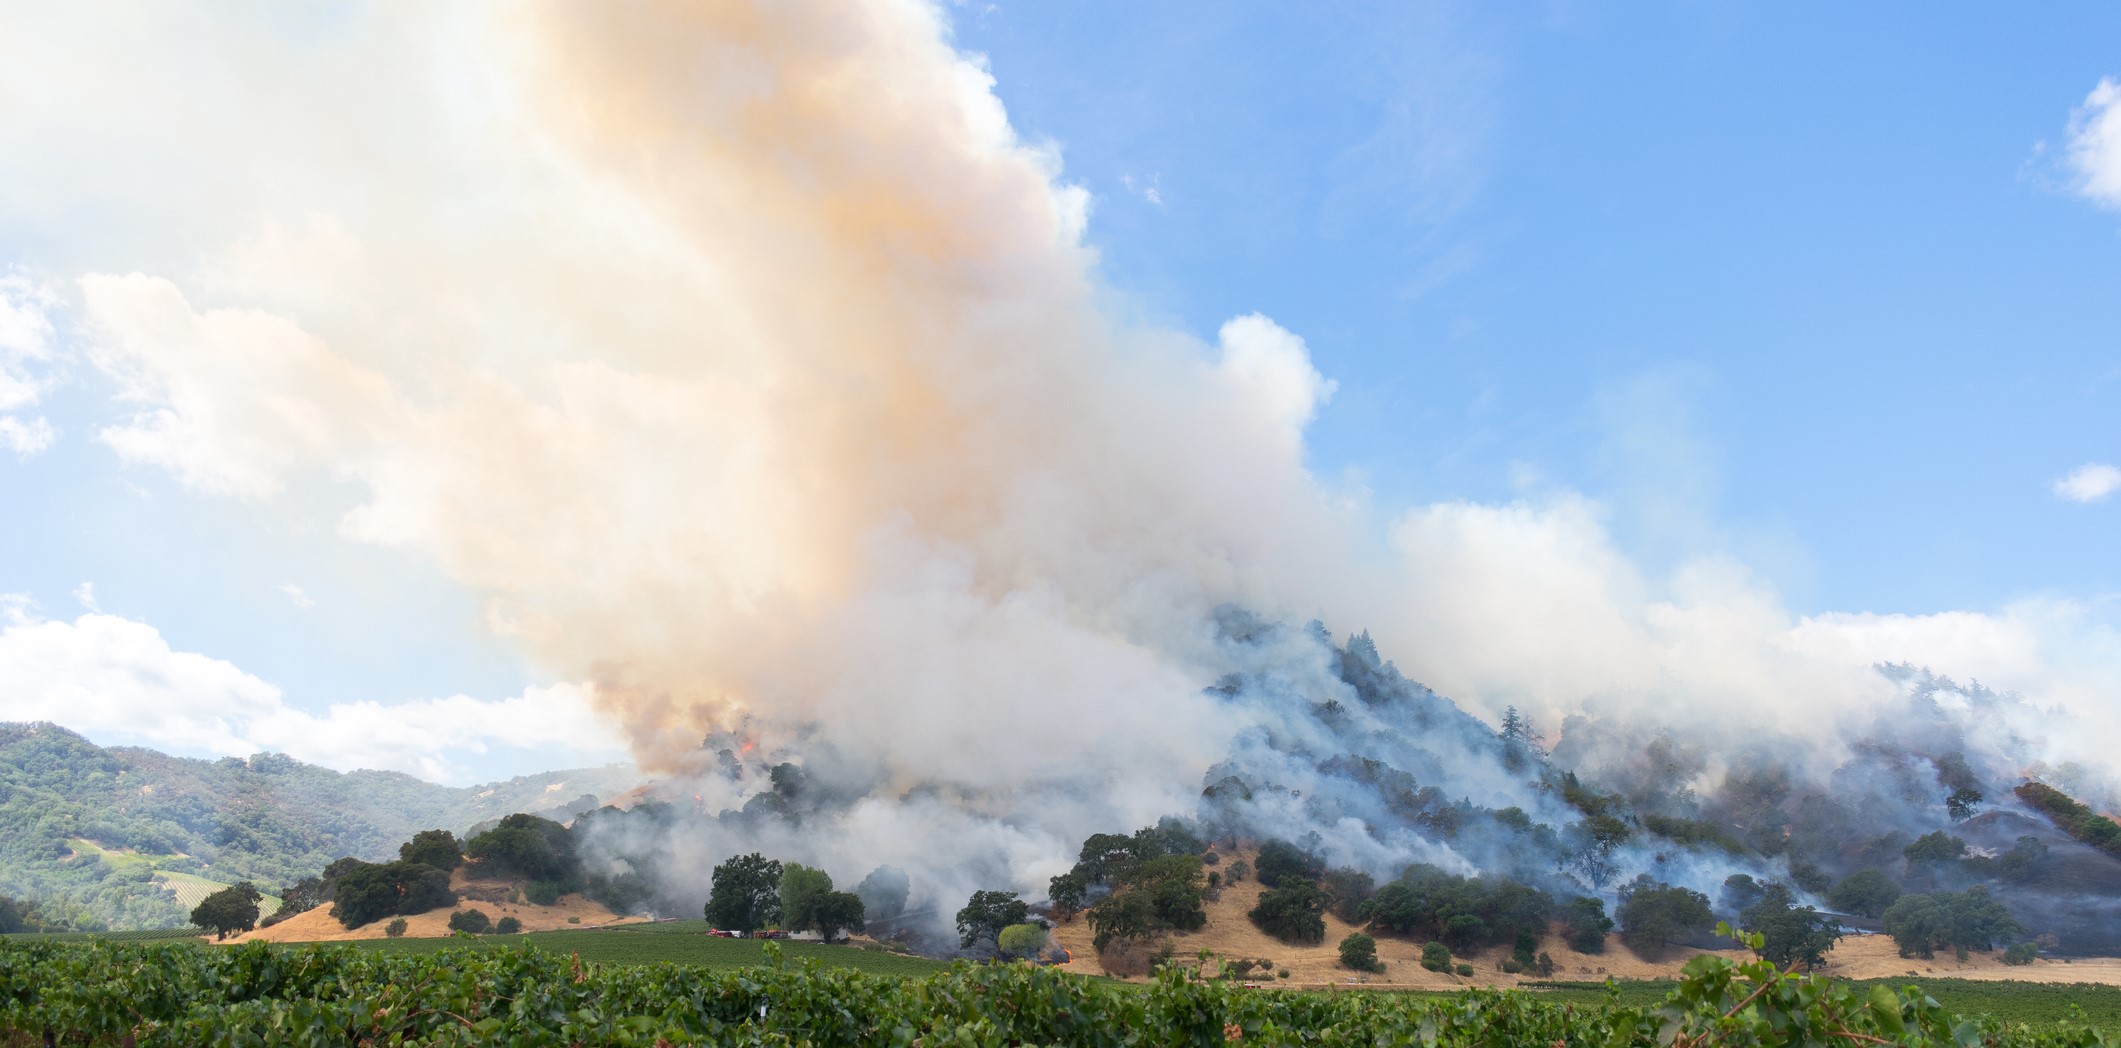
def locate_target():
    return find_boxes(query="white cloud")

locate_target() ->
[0,598,626,783]
[0,415,55,457]
[278,583,315,609]
[2068,77,2121,210]
[0,272,59,458]
[72,582,97,611]
[2055,462,2121,503]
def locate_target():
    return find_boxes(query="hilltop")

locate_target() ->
[0,722,638,930]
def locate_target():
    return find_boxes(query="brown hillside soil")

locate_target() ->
[1048,850,2121,988]
[228,868,643,944]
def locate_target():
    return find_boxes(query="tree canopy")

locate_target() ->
[189,882,263,941]
[956,890,1030,951]
[1616,876,1713,957]
[705,853,783,933]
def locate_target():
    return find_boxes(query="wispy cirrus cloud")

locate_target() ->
[2067,77,2121,209]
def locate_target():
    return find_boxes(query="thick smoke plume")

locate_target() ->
[5,1,2120,945]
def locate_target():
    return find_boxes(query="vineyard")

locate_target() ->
[2,934,2114,1046]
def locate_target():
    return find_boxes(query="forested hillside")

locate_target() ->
[0,723,638,930]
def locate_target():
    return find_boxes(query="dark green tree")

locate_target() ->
[1321,867,1375,922]
[1615,876,1712,957]
[1825,870,1901,918]
[448,908,491,934]
[189,882,263,940]
[399,829,463,872]
[1253,839,1323,888]
[1740,884,1840,969]
[1562,896,1612,954]
[811,890,866,944]
[1881,886,2022,959]
[704,853,783,933]
[1338,932,1383,972]
[1902,831,1967,868]
[1248,882,1328,945]
[956,890,1030,950]
[463,814,578,884]
[778,863,835,934]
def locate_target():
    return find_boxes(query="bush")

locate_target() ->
[448,909,492,934]
[1277,968,1290,979]
[2003,942,2038,966]
[1826,870,1902,918]
[1420,941,1451,972]
[384,918,407,938]
[1097,937,1159,977]
[1536,952,1557,977]
[1338,932,1382,973]
[997,923,1048,960]
[1248,882,1328,945]
[1500,957,1524,974]
[524,880,563,906]
[494,916,521,935]
[1454,962,1473,977]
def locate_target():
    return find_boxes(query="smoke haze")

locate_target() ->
[4,0,2120,935]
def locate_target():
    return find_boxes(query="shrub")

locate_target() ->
[1338,932,1382,973]
[1097,937,1159,977]
[1536,952,1557,977]
[2003,942,2037,966]
[1826,870,1902,918]
[567,916,580,924]
[448,909,492,934]
[1454,962,1473,977]
[997,923,1048,960]
[1277,968,1290,979]
[1500,957,1524,974]
[493,916,521,934]
[1225,859,1251,884]
[524,880,563,906]
[384,918,407,938]
[1248,882,1328,945]
[1420,941,1451,972]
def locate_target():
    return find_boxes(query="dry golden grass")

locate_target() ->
[227,867,643,944]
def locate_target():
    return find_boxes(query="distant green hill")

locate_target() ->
[0,722,638,931]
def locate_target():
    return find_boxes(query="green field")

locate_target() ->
[62,838,282,915]
[341,919,950,976]
[1518,978,2121,1035]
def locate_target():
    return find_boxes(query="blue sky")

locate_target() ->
[951,3,2121,613]
[0,2,2116,785]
